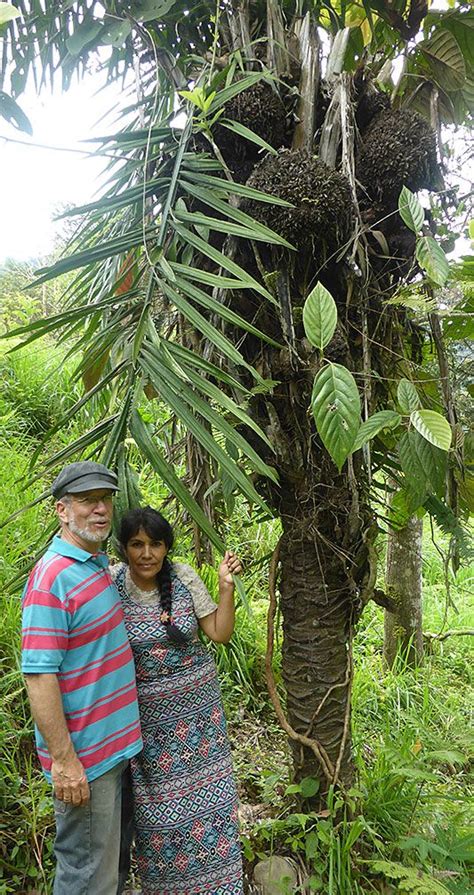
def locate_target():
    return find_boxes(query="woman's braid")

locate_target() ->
[157,557,188,646]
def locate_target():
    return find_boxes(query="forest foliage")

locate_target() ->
[0,0,473,891]
[0,330,472,893]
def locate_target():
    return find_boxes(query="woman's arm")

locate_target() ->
[198,551,242,644]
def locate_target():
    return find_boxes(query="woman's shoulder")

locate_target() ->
[171,561,199,585]
[109,561,126,582]
[172,562,216,618]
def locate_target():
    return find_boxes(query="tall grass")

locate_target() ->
[0,442,56,891]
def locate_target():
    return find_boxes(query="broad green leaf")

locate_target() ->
[66,20,103,56]
[345,6,367,28]
[100,20,132,47]
[420,29,466,92]
[416,236,449,287]
[0,91,33,135]
[411,410,452,451]
[134,0,177,22]
[411,431,447,495]
[130,410,225,552]
[398,432,429,511]
[442,10,474,65]
[0,3,20,25]
[397,379,421,413]
[219,119,278,156]
[305,832,319,861]
[311,363,361,471]
[389,487,418,529]
[398,187,424,234]
[299,777,320,798]
[302,283,338,351]
[353,410,401,451]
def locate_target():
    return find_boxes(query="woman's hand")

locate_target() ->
[218,550,242,587]
[200,551,242,643]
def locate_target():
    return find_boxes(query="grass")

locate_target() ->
[0,339,472,894]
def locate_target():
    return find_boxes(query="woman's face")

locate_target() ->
[125,527,168,589]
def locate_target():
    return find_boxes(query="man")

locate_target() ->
[21,461,142,895]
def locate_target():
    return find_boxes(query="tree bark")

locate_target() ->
[279,521,353,792]
[384,515,424,668]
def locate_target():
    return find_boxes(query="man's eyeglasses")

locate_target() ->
[72,493,114,507]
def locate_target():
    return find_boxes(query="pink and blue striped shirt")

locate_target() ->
[21,536,142,782]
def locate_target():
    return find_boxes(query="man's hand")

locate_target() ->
[52,746,90,806]
[24,673,91,806]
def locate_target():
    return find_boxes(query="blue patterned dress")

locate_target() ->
[113,563,243,895]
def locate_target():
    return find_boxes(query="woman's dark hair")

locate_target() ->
[118,506,188,646]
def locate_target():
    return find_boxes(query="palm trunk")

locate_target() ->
[384,515,424,667]
[279,511,354,791]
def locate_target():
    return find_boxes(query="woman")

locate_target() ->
[112,506,243,895]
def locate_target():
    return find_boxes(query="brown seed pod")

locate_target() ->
[243,149,354,265]
[213,81,289,181]
[357,109,440,206]
[355,90,391,131]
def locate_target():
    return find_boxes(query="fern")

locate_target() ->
[384,285,438,313]
[370,860,450,894]
[424,495,474,563]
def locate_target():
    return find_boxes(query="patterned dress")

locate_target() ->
[113,562,243,895]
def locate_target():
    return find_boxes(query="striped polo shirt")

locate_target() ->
[21,535,142,782]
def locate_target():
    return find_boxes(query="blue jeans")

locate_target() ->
[53,760,127,895]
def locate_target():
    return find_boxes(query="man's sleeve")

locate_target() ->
[21,578,69,674]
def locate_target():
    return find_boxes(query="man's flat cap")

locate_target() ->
[52,461,119,499]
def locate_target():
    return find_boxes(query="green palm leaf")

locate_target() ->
[130,411,226,552]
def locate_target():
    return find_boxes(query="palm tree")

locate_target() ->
[2,0,473,794]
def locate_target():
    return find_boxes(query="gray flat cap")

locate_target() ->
[52,461,119,499]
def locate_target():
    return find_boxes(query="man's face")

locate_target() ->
[56,490,114,550]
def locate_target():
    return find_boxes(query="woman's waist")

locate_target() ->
[135,653,217,688]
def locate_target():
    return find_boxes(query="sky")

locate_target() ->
[0,75,126,264]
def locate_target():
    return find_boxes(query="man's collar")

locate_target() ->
[51,535,109,567]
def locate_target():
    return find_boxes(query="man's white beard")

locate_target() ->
[68,518,111,544]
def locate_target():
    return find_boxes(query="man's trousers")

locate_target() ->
[52,759,127,895]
